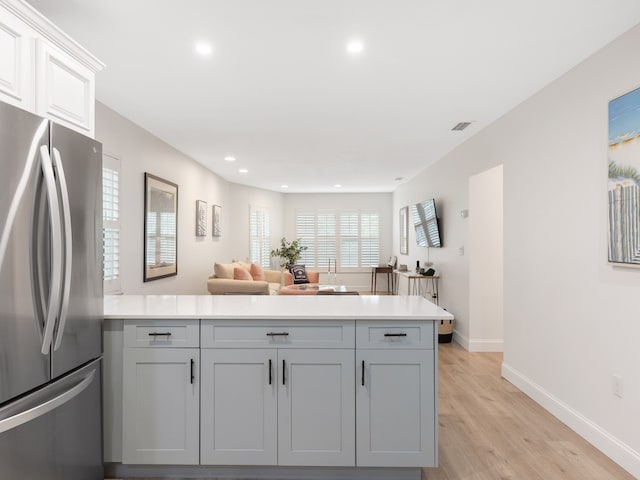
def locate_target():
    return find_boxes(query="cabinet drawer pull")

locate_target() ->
[190,359,195,384]
[268,359,272,385]
[361,360,365,386]
[282,359,286,385]
[148,332,172,337]
[266,332,289,337]
[384,333,407,337]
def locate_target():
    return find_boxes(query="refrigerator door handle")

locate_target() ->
[0,369,95,435]
[39,145,63,355]
[51,148,72,351]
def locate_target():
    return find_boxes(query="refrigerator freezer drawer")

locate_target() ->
[0,359,103,480]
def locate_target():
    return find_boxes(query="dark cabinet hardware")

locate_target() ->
[362,360,365,386]
[384,333,407,337]
[148,332,172,337]
[190,359,195,384]
[268,359,272,385]
[282,359,286,385]
[266,332,289,337]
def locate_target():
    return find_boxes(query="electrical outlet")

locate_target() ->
[613,374,624,398]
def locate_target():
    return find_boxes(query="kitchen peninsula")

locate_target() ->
[103,295,453,480]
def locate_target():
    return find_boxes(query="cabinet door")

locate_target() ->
[278,349,355,466]
[122,348,199,464]
[0,9,34,110]
[35,39,95,137]
[200,349,277,465]
[356,349,436,467]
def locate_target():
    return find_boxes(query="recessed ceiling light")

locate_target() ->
[238,168,249,174]
[195,42,213,56]
[281,184,289,188]
[224,156,236,162]
[346,41,364,55]
[334,184,342,188]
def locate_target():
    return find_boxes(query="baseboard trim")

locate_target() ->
[104,464,421,480]
[501,363,640,478]
[451,330,503,352]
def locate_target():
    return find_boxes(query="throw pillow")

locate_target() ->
[250,263,266,281]
[233,260,252,271]
[288,264,310,284]
[234,267,253,281]
[214,262,234,279]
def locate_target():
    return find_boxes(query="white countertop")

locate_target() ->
[104,294,454,321]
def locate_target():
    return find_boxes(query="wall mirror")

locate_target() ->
[400,206,409,255]
[144,173,178,281]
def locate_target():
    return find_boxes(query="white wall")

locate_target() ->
[283,193,393,290]
[393,25,640,477]
[468,165,503,352]
[96,102,231,294]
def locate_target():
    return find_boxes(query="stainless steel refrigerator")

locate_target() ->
[0,101,103,479]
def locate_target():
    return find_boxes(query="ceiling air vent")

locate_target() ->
[451,122,472,131]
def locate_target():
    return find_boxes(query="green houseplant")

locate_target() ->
[271,237,308,269]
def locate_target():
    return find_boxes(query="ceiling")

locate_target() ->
[28,0,640,192]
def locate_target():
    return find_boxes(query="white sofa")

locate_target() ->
[206,261,320,295]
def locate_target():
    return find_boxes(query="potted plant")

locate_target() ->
[271,237,308,269]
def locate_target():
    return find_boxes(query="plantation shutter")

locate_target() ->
[296,211,316,266]
[295,209,381,269]
[360,211,380,267]
[316,211,336,269]
[339,212,359,268]
[250,206,271,268]
[103,154,121,293]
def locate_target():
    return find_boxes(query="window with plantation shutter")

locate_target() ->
[103,154,121,293]
[295,209,380,269]
[250,206,271,268]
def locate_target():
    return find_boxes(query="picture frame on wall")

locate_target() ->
[400,206,409,255]
[608,87,640,266]
[196,200,207,236]
[212,204,221,237]
[144,173,178,281]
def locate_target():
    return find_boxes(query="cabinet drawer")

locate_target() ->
[201,320,355,349]
[124,319,199,348]
[356,322,434,349]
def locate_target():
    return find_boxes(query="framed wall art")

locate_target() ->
[144,173,178,281]
[212,204,221,237]
[399,206,409,255]
[608,87,640,266]
[196,200,207,236]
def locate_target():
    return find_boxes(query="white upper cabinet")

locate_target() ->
[0,8,33,110]
[0,0,104,137]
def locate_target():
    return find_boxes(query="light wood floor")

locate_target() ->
[426,343,634,480]
[108,342,634,480]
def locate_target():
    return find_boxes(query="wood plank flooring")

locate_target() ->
[108,342,634,480]
[426,343,634,480]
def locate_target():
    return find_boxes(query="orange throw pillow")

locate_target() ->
[250,263,266,281]
[233,267,253,281]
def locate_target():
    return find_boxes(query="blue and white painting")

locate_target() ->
[609,87,640,264]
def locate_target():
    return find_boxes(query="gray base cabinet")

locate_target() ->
[355,321,437,467]
[200,320,355,466]
[121,320,200,465]
[118,318,436,468]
